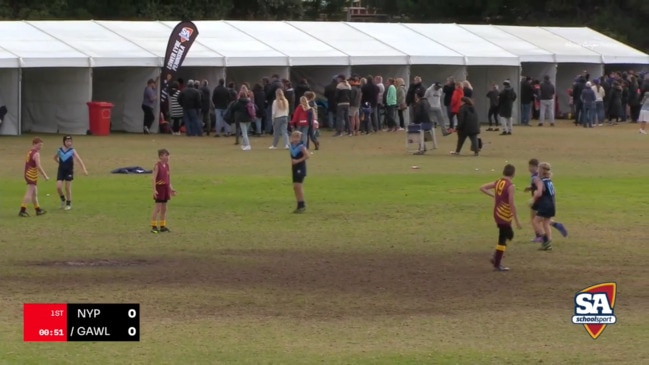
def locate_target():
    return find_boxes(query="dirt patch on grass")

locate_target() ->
[32,259,153,267]
[10,249,572,319]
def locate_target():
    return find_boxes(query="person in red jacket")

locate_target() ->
[449,82,465,132]
[291,96,311,144]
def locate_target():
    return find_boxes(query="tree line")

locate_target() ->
[1,0,647,51]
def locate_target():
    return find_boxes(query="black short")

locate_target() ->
[536,206,556,218]
[535,201,555,218]
[292,169,306,183]
[57,168,73,181]
[498,224,514,245]
[154,199,168,204]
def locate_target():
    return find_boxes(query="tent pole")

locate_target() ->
[18,67,22,136]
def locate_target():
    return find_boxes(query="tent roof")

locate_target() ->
[0,21,89,67]
[459,24,555,63]
[175,20,287,67]
[496,26,602,63]
[95,21,224,67]
[543,27,649,64]
[28,21,160,67]
[346,22,465,65]
[224,20,349,67]
[0,45,19,68]
[0,21,646,68]
[288,21,408,65]
[403,23,520,66]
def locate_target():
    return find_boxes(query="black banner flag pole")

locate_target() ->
[160,20,199,105]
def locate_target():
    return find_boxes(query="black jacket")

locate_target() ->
[212,85,231,109]
[412,99,431,124]
[231,98,254,124]
[177,87,201,110]
[200,86,211,112]
[406,82,425,106]
[443,84,455,106]
[520,81,535,104]
[457,104,480,135]
[361,82,379,107]
[498,87,517,118]
[539,81,555,100]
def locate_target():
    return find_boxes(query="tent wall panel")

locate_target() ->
[0,68,20,135]
[226,67,289,90]
[22,68,91,135]
[556,63,604,115]
[290,66,351,97]
[174,67,225,93]
[92,67,159,133]
[410,65,466,90]
[467,66,520,124]
[521,63,557,84]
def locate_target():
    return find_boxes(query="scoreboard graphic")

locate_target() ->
[23,303,140,342]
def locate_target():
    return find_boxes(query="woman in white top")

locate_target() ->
[639,91,649,134]
[270,88,290,149]
[592,80,606,126]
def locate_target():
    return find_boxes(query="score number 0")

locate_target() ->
[128,308,138,337]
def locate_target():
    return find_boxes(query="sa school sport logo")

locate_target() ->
[179,27,194,43]
[572,282,617,339]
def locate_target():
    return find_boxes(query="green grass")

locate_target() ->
[1,122,648,364]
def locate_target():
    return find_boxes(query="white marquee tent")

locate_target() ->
[0,20,647,136]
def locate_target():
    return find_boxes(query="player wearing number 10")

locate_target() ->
[532,162,557,251]
[480,164,522,271]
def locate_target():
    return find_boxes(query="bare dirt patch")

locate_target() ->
[10,249,577,319]
[32,259,153,267]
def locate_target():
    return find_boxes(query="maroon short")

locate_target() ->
[154,185,170,202]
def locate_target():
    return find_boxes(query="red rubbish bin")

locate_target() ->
[87,101,114,136]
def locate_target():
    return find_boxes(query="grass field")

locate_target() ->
[1,122,648,365]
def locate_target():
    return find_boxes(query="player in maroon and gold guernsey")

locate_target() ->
[19,137,50,217]
[150,149,176,233]
[480,164,521,271]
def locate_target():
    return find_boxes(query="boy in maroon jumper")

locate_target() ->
[19,137,49,217]
[480,164,522,271]
[151,149,176,233]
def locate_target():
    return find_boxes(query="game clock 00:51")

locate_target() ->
[38,329,65,337]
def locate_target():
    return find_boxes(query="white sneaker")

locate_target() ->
[284,145,290,149]
[598,124,603,127]
[64,205,71,211]
[60,201,65,209]
[268,146,277,149]
[242,145,251,151]
[640,129,647,134]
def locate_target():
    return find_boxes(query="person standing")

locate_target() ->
[150,149,176,233]
[520,77,534,126]
[334,75,352,136]
[498,80,517,135]
[53,135,88,210]
[289,131,309,214]
[142,79,157,134]
[486,84,500,131]
[580,82,596,128]
[538,75,555,127]
[19,137,49,217]
[269,88,290,149]
[480,164,522,271]
[451,97,481,156]
[211,79,232,137]
[531,162,557,251]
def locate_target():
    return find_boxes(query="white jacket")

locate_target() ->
[424,86,443,109]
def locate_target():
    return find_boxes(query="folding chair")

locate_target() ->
[406,122,437,154]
